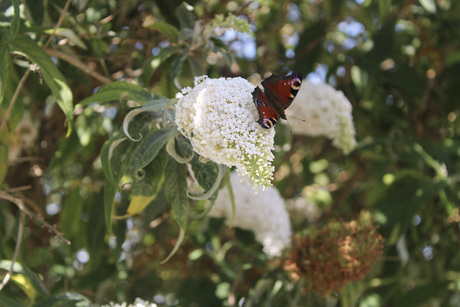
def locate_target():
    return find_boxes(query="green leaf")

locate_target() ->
[60,188,84,238]
[176,3,194,30]
[77,81,155,107]
[25,0,44,25]
[124,195,156,218]
[190,157,220,202]
[164,156,188,229]
[378,0,392,24]
[147,22,180,43]
[132,147,168,196]
[129,128,179,176]
[9,0,21,41]
[0,260,49,300]
[142,46,180,85]
[44,28,87,50]
[100,133,136,233]
[32,292,91,307]
[0,295,22,307]
[187,56,204,77]
[9,35,74,136]
[0,44,11,106]
[170,52,188,80]
[104,179,118,235]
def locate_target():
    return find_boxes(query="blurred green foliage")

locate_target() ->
[0,0,460,306]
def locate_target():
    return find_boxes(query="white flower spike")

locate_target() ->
[288,80,357,154]
[175,76,276,189]
[209,172,292,257]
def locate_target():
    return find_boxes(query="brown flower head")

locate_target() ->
[282,211,384,296]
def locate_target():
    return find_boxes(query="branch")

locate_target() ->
[45,48,112,84]
[0,192,70,245]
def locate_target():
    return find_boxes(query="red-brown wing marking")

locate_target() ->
[256,104,279,129]
[263,75,294,106]
[252,73,303,129]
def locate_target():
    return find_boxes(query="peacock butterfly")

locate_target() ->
[252,72,303,129]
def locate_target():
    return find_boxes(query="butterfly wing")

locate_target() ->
[261,73,303,119]
[252,87,280,129]
[252,73,303,129]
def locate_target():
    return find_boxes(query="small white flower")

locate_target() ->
[288,80,357,154]
[209,172,292,256]
[175,76,275,188]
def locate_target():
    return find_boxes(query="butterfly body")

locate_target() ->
[252,73,303,129]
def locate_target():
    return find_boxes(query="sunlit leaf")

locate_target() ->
[0,261,48,300]
[77,82,155,107]
[9,35,74,136]
[44,28,87,50]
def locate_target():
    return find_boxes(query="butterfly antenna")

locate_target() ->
[286,118,293,134]
[286,115,306,123]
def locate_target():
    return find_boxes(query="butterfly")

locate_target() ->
[252,72,303,129]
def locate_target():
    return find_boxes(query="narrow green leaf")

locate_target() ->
[9,0,21,41]
[0,44,11,106]
[160,227,185,264]
[100,133,136,233]
[164,156,188,229]
[175,3,194,30]
[147,22,180,43]
[104,179,118,235]
[378,0,392,24]
[60,188,84,238]
[77,81,155,107]
[100,135,127,188]
[129,128,179,176]
[9,35,74,136]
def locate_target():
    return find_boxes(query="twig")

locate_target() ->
[45,48,112,84]
[0,69,31,136]
[0,200,25,291]
[4,185,32,193]
[43,0,72,49]
[0,192,70,245]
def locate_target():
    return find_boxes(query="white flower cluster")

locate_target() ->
[209,172,292,256]
[288,80,357,154]
[175,76,276,188]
